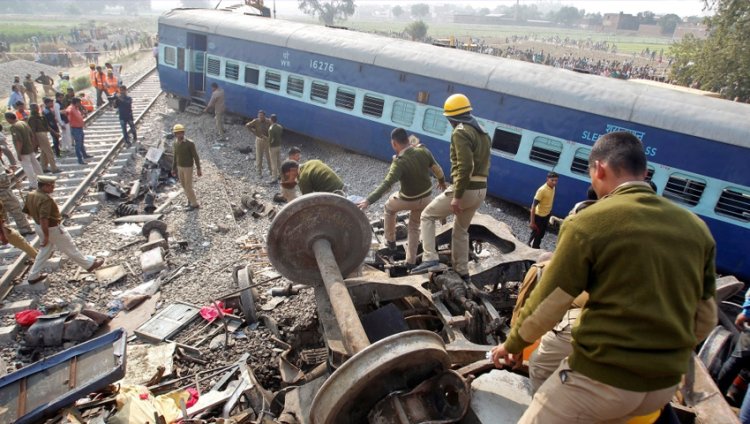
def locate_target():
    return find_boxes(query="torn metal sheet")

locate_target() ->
[95,265,128,287]
[0,328,126,424]
[135,302,201,343]
[121,342,176,385]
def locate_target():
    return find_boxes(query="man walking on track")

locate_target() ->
[171,124,202,211]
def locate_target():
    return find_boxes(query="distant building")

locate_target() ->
[638,24,662,37]
[602,13,639,32]
[673,24,709,40]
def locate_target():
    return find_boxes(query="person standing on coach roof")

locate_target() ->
[490,131,717,423]
[4,112,42,190]
[358,128,446,267]
[23,176,104,284]
[528,171,558,249]
[171,124,202,211]
[411,94,490,281]
[203,82,226,140]
[267,114,283,184]
[245,110,271,178]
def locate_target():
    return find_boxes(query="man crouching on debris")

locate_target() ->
[171,124,202,211]
[490,131,717,423]
[280,159,344,201]
[23,175,104,284]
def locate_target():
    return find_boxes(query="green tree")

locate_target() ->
[670,0,750,101]
[392,5,403,18]
[553,6,584,26]
[637,11,656,25]
[478,8,491,16]
[411,3,430,19]
[659,13,682,35]
[585,12,604,26]
[404,20,428,41]
[298,0,355,26]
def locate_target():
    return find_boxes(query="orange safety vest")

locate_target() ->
[89,69,97,87]
[15,110,29,121]
[94,72,106,90]
[80,97,94,112]
[104,74,118,95]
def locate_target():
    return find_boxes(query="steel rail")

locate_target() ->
[0,66,162,299]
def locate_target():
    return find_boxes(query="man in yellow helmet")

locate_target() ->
[171,124,202,211]
[411,94,490,281]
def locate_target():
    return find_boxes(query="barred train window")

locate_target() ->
[311,81,329,103]
[193,52,204,72]
[529,137,563,167]
[422,109,447,135]
[264,71,281,91]
[287,75,304,97]
[244,67,259,85]
[225,62,239,80]
[164,47,176,66]
[362,94,384,118]
[391,100,415,126]
[492,128,522,155]
[663,173,706,206]
[206,57,220,76]
[570,147,590,175]
[645,166,655,182]
[335,88,355,110]
[715,187,750,222]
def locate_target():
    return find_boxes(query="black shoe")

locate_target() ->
[28,273,48,284]
[410,260,440,274]
[84,155,94,159]
[20,230,35,236]
[385,241,397,254]
[78,160,87,165]
[459,274,472,284]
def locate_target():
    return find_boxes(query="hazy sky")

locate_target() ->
[152,1,712,17]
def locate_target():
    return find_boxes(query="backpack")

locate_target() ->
[511,260,550,327]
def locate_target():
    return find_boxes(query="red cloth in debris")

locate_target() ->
[185,387,199,408]
[15,309,42,326]
[199,301,232,322]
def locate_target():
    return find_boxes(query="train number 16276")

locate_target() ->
[310,59,334,73]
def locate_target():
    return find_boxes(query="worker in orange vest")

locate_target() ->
[104,70,118,97]
[94,66,106,107]
[88,63,96,88]
[79,93,94,113]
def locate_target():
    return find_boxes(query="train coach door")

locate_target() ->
[186,33,207,98]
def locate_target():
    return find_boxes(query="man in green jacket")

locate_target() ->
[170,124,202,211]
[280,159,343,198]
[411,94,490,280]
[358,128,446,266]
[268,114,283,184]
[491,131,717,423]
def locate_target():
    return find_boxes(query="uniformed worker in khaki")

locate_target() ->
[5,112,43,190]
[245,110,271,178]
[411,94,491,280]
[24,175,104,284]
[267,114,283,184]
[280,159,344,200]
[357,128,446,265]
[171,124,202,211]
[0,164,34,235]
[0,199,37,260]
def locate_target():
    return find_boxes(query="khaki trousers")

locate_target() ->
[255,136,271,176]
[178,166,198,207]
[0,188,32,232]
[43,85,55,96]
[35,132,58,172]
[420,187,485,276]
[19,154,43,189]
[215,111,225,135]
[27,224,94,280]
[269,146,281,180]
[384,193,432,264]
[529,309,580,394]
[520,358,676,424]
[3,225,36,258]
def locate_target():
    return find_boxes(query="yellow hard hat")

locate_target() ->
[173,124,185,133]
[443,94,472,117]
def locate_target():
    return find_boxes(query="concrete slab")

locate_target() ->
[66,225,84,237]
[466,369,532,423]
[121,342,176,385]
[0,299,38,316]
[77,201,101,213]
[15,279,50,294]
[40,257,62,273]
[140,247,166,276]
[0,325,18,345]
[69,213,93,225]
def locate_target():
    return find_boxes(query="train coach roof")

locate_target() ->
[161,9,750,149]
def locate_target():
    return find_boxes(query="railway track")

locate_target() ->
[0,68,162,298]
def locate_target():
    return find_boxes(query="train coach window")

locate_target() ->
[244,67,259,85]
[529,137,563,167]
[206,57,220,76]
[287,76,304,97]
[363,95,384,118]
[492,128,521,155]
[265,71,281,91]
[664,173,706,207]
[570,147,591,175]
[645,166,655,182]
[225,62,239,81]
[164,47,176,66]
[335,88,355,110]
[422,109,447,135]
[715,187,750,222]
[391,100,415,126]
[311,81,329,103]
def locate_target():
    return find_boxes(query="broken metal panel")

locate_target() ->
[135,302,201,343]
[0,328,126,424]
[466,369,532,424]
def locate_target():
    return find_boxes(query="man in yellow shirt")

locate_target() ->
[528,171,558,249]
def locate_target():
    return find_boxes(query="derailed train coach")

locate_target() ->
[157,8,750,280]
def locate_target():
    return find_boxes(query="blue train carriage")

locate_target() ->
[157,8,750,280]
